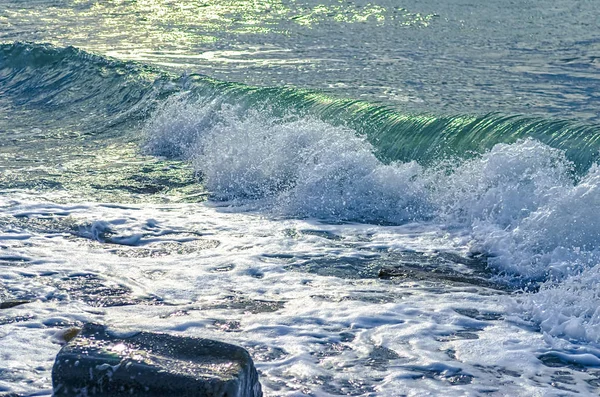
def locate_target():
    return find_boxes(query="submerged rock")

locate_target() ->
[378,265,506,291]
[0,299,30,309]
[52,323,262,397]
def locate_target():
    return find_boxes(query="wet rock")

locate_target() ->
[52,323,262,397]
[0,300,30,309]
[378,265,504,291]
[54,327,82,344]
[454,308,503,321]
[285,249,507,287]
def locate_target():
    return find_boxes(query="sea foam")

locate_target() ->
[143,95,600,346]
[144,95,431,224]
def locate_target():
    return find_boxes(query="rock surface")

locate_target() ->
[0,300,30,309]
[52,323,262,397]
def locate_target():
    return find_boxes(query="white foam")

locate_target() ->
[3,193,600,395]
[5,99,600,394]
[142,97,600,349]
[143,96,431,223]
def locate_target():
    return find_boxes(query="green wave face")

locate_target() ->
[0,42,176,137]
[2,43,600,172]
[180,78,600,172]
[0,43,203,201]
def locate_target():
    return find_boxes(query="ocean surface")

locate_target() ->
[1,1,600,395]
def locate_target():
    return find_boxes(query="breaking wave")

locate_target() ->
[4,42,600,346]
[143,95,600,346]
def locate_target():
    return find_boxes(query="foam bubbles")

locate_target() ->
[516,265,600,344]
[144,96,432,224]
[432,139,572,228]
[143,96,600,346]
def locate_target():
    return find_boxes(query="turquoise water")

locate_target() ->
[3,0,600,119]
[2,1,600,396]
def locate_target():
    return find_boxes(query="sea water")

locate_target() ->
[1,1,600,395]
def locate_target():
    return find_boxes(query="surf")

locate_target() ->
[142,93,600,347]
[4,42,600,347]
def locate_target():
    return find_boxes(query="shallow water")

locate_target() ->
[2,1,600,396]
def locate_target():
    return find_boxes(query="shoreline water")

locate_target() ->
[3,1,600,395]
[4,192,600,395]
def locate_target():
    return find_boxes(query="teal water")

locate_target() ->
[3,2,600,396]
[2,42,600,178]
[2,0,600,120]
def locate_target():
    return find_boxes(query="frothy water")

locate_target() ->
[3,1,600,395]
[144,97,431,223]
[144,95,600,348]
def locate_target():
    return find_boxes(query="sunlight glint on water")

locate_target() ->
[2,1,600,396]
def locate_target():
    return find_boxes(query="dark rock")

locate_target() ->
[52,323,262,397]
[378,265,506,291]
[55,327,82,344]
[0,300,30,309]
[453,308,503,321]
